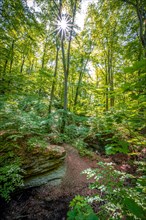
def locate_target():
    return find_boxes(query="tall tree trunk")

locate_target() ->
[110,68,114,107]
[3,59,8,76]
[105,52,110,112]
[49,45,59,113]
[0,59,8,94]
[109,49,114,107]
[60,39,67,133]
[39,39,47,96]
[60,0,77,111]
[135,1,146,57]
[61,39,68,111]
[30,59,34,73]
[9,40,15,74]
[74,71,83,106]
[74,58,89,106]
[57,0,78,132]
[20,54,25,73]
[105,72,109,111]
[66,0,77,78]
[121,0,146,56]
[7,40,15,89]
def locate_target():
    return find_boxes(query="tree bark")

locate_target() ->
[122,0,146,56]
[74,58,89,106]
[135,1,146,56]
[20,55,25,73]
[39,38,47,96]
[9,40,15,74]
[61,39,68,111]
[105,73,109,111]
[49,45,59,113]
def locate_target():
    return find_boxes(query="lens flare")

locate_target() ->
[58,17,67,30]
[54,14,73,39]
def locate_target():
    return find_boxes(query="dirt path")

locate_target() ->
[1,145,99,220]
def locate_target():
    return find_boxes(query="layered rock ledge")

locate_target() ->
[20,145,66,188]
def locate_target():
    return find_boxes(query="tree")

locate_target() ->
[120,0,146,57]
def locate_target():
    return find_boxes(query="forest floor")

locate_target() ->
[0,144,139,220]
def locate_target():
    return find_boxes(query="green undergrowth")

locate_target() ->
[0,161,24,201]
[0,95,146,203]
[67,195,99,220]
[0,135,24,201]
[0,96,50,200]
[73,139,94,158]
[0,131,49,201]
[68,162,146,220]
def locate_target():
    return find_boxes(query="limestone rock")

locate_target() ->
[24,164,66,188]
[20,145,66,188]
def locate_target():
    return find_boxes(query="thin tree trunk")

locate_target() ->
[110,67,114,107]
[0,59,8,94]
[105,73,109,111]
[66,0,77,78]
[61,39,67,111]
[9,40,15,74]
[60,39,67,133]
[105,58,109,111]
[3,59,8,75]
[74,58,89,106]
[109,49,114,107]
[39,39,47,96]
[20,55,25,73]
[74,71,83,106]
[7,40,15,89]
[30,59,34,73]
[49,46,59,113]
[58,0,78,132]
[62,0,77,111]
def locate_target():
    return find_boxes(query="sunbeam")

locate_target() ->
[54,14,73,39]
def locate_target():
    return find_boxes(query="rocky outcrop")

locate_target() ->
[20,145,66,188]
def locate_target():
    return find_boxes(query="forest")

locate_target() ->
[0,0,146,219]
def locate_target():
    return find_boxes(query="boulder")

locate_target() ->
[20,145,66,188]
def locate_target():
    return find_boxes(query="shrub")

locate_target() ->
[0,161,24,201]
[73,140,94,158]
[83,162,146,219]
[0,96,49,135]
[67,195,98,220]
[27,136,48,150]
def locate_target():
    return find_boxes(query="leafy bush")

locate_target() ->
[0,95,49,135]
[0,95,50,201]
[47,110,89,144]
[73,140,94,158]
[83,162,146,219]
[27,136,48,150]
[86,111,146,155]
[67,195,98,220]
[105,140,129,155]
[0,162,24,201]
[18,95,48,117]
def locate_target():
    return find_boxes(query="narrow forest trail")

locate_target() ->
[2,144,100,220]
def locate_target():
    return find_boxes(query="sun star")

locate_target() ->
[58,17,67,30]
[54,14,73,39]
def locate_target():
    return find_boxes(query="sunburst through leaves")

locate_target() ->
[54,13,73,39]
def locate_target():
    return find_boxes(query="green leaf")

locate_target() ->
[86,213,99,220]
[123,197,146,219]
[67,210,77,220]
